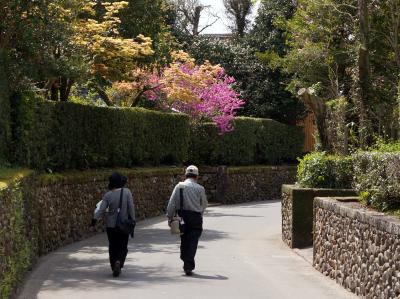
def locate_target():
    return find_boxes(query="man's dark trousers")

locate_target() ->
[179,210,203,271]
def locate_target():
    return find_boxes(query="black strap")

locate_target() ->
[118,188,124,211]
[179,188,184,212]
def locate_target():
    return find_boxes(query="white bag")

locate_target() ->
[170,216,181,235]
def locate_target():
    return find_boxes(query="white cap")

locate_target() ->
[185,165,199,176]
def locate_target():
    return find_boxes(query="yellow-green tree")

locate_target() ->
[55,1,154,104]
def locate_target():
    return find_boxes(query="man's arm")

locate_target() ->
[201,187,208,213]
[166,185,178,219]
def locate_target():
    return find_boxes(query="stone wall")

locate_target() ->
[33,169,184,255]
[0,165,296,298]
[220,166,297,204]
[281,185,356,248]
[314,197,400,298]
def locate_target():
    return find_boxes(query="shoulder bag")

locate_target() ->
[116,188,136,235]
[170,188,184,235]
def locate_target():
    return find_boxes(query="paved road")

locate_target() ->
[19,201,356,299]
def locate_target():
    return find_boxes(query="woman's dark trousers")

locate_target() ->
[179,210,203,271]
[106,227,129,269]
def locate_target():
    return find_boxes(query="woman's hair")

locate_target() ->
[108,172,128,190]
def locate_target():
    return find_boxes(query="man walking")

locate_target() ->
[167,165,208,276]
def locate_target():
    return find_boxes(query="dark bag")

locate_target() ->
[115,188,136,235]
[178,189,202,233]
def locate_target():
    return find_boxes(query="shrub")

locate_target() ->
[297,152,353,189]
[0,72,10,164]
[189,117,303,165]
[353,151,400,210]
[13,94,190,170]
[372,141,400,152]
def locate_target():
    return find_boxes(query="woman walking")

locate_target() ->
[91,172,135,277]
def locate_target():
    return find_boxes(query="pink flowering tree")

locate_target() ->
[144,51,245,134]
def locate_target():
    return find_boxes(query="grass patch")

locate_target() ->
[388,208,400,220]
[0,168,33,190]
[35,167,184,185]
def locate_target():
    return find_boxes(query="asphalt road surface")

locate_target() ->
[18,201,356,299]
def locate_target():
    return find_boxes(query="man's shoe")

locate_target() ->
[113,261,121,277]
[184,269,193,276]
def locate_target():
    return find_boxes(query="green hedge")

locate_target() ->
[189,117,304,165]
[0,52,11,164]
[13,95,190,170]
[0,177,39,299]
[11,95,304,169]
[297,152,353,189]
[353,152,400,210]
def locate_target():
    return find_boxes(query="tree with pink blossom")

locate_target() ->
[144,51,245,134]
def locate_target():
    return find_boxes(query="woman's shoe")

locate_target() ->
[113,261,121,277]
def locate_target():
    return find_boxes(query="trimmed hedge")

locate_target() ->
[297,150,400,211]
[353,151,400,210]
[0,91,10,164]
[0,176,39,299]
[0,54,11,164]
[189,117,304,165]
[297,152,353,189]
[10,95,304,169]
[13,95,190,170]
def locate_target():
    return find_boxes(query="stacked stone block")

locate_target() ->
[314,197,400,298]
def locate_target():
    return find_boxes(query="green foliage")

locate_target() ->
[297,152,353,189]
[13,94,190,170]
[247,0,296,55]
[370,140,400,152]
[274,0,400,143]
[0,52,11,164]
[0,168,33,190]
[275,0,356,99]
[118,0,177,64]
[353,151,400,210]
[189,117,303,165]
[188,37,305,124]
[0,181,37,299]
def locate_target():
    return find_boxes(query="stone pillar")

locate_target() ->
[216,166,228,203]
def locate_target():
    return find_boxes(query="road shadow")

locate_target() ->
[186,273,229,280]
[131,227,229,254]
[205,211,264,218]
[225,200,281,208]
[19,226,229,297]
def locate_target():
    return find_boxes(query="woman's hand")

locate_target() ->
[89,218,97,230]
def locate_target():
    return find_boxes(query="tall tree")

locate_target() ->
[223,0,254,36]
[117,0,177,64]
[248,0,296,54]
[356,0,371,147]
[171,0,219,37]
[188,37,304,124]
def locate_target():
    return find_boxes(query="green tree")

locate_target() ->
[224,0,254,36]
[247,0,296,54]
[118,0,177,64]
[188,37,304,124]
[274,0,400,149]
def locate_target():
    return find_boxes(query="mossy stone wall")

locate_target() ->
[221,166,297,204]
[0,178,40,299]
[314,197,400,298]
[281,185,356,248]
